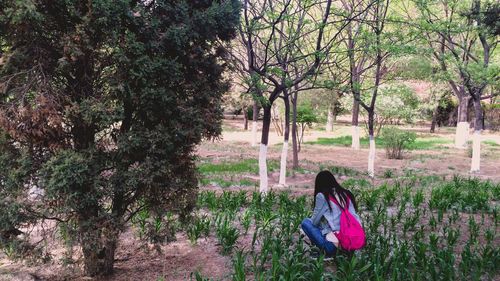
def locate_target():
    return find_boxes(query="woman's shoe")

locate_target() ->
[308,248,334,261]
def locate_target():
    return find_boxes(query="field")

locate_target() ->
[1,118,499,281]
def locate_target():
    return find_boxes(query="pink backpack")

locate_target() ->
[329,195,366,251]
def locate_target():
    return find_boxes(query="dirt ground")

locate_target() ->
[1,117,499,280]
[219,117,500,182]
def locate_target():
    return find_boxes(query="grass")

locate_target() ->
[198,158,279,175]
[198,159,278,188]
[199,177,256,188]
[484,140,499,147]
[308,135,452,150]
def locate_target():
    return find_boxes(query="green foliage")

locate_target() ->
[191,175,498,280]
[433,92,458,126]
[215,215,239,255]
[199,159,278,175]
[371,84,419,135]
[232,250,247,281]
[484,103,500,131]
[319,165,360,177]
[187,215,211,244]
[380,127,417,159]
[0,0,240,275]
[430,176,499,212]
[383,169,394,178]
[296,104,319,126]
[484,140,499,147]
[392,55,434,80]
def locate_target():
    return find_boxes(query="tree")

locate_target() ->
[341,0,378,150]
[412,0,498,172]
[295,103,319,151]
[235,0,337,192]
[345,0,392,177]
[368,83,419,136]
[0,0,239,276]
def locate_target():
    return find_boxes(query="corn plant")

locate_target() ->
[232,250,246,281]
[216,216,239,255]
[240,209,253,234]
[131,208,150,240]
[187,215,211,244]
[190,175,499,280]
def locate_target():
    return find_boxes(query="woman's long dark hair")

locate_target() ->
[314,170,357,211]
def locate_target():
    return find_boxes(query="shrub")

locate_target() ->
[484,103,500,131]
[381,127,417,159]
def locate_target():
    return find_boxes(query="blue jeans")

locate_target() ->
[301,218,336,256]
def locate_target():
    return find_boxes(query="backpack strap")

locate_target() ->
[329,194,350,210]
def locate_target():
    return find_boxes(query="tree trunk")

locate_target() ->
[243,106,248,130]
[367,110,375,178]
[298,124,305,152]
[471,97,483,172]
[291,92,299,169]
[279,94,290,186]
[271,103,283,136]
[251,101,259,147]
[80,219,118,277]
[455,95,470,148]
[351,98,360,150]
[259,105,272,193]
[430,106,438,133]
[326,105,334,132]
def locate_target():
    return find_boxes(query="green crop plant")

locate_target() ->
[198,191,218,212]
[383,168,394,178]
[240,209,253,234]
[131,208,150,240]
[216,217,239,255]
[187,176,498,280]
[189,271,216,281]
[187,215,211,244]
[430,176,498,212]
[412,189,425,208]
[232,250,247,281]
[334,255,372,281]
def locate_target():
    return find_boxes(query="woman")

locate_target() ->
[300,170,361,258]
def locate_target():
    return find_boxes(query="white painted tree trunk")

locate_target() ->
[455,122,469,149]
[259,144,268,193]
[251,121,258,147]
[326,107,334,132]
[278,141,288,186]
[368,136,375,178]
[352,126,360,150]
[470,130,481,173]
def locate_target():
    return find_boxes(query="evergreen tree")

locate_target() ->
[0,0,239,276]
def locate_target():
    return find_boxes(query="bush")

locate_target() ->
[484,103,500,131]
[381,127,417,159]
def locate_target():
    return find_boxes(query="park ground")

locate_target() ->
[1,117,499,281]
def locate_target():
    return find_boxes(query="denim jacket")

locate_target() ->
[310,193,361,235]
